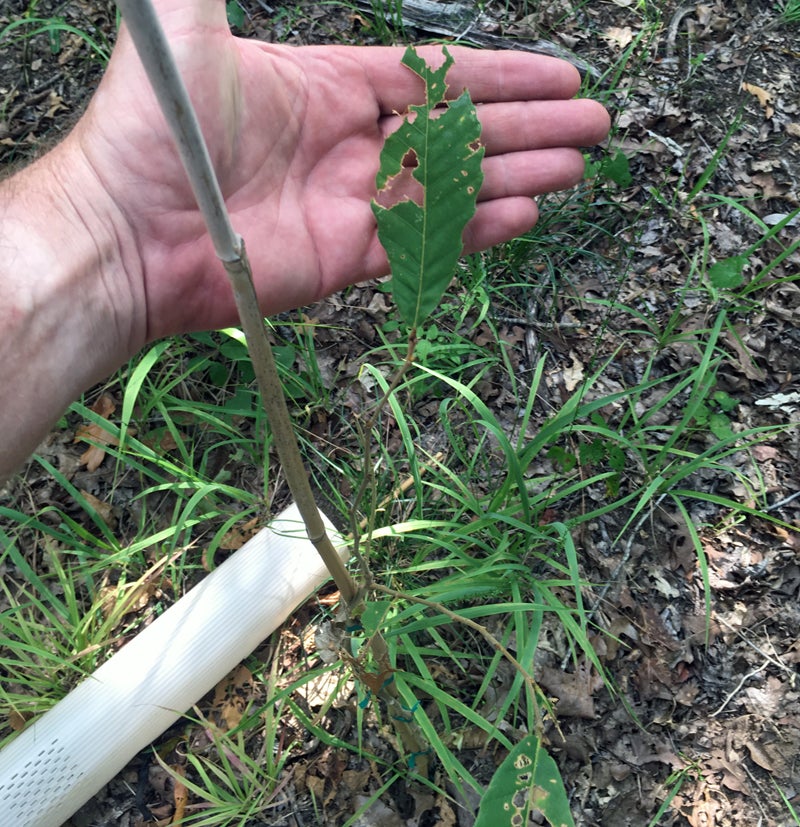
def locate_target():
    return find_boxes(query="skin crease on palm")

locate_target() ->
[76,2,611,340]
[0,0,610,485]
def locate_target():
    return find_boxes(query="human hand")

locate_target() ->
[74,0,610,346]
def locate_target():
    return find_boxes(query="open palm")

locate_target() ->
[77,0,610,343]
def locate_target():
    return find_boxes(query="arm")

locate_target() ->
[0,0,610,486]
[0,141,143,483]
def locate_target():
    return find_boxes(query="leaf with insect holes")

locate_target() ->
[475,734,575,827]
[372,46,484,329]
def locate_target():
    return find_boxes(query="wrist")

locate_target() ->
[4,138,146,355]
[0,136,145,482]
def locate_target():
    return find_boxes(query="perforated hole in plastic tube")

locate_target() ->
[0,737,85,824]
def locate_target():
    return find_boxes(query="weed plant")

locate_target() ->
[780,0,800,24]
[0,9,113,63]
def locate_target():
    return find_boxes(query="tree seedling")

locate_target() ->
[372,46,484,334]
[110,4,574,821]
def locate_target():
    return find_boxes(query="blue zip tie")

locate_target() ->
[407,748,432,770]
[391,699,420,723]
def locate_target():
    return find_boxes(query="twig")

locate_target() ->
[764,489,800,512]
[665,6,695,61]
[715,615,796,680]
[113,6,444,772]
[709,657,770,718]
[114,0,356,603]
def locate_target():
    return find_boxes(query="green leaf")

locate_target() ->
[712,390,738,412]
[226,1,245,28]
[414,338,434,360]
[207,359,228,387]
[599,149,632,187]
[708,254,746,289]
[694,402,710,426]
[708,412,734,440]
[607,443,626,473]
[360,600,392,636]
[579,437,607,466]
[475,734,574,827]
[547,445,576,473]
[372,46,484,329]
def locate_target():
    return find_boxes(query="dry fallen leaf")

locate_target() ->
[8,710,28,732]
[538,661,601,718]
[750,172,789,200]
[604,25,634,50]
[75,425,118,471]
[140,426,181,454]
[74,393,118,471]
[44,91,64,119]
[170,763,188,824]
[219,516,260,550]
[747,741,774,772]
[79,489,116,530]
[724,326,766,381]
[212,665,255,731]
[91,393,115,418]
[98,577,160,623]
[741,82,774,118]
[563,352,585,392]
[688,795,719,827]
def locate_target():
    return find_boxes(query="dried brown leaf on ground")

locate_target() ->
[741,81,774,119]
[538,659,603,719]
[74,393,117,471]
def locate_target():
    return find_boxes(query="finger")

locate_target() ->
[378,98,610,154]
[357,195,540,285]
[478,98,611,155]
[479,148,588,202]
[462,197,539,254]
[436,46,583,104]
[337,45,583,113]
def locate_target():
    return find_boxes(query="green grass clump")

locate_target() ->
[780,0,800,24]
[0,15,112,63]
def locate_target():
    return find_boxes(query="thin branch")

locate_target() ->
[113,0,239,261]
[114,0,356,603]
[113,3,431,767]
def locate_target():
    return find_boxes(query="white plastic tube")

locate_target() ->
[0,504,346,827]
